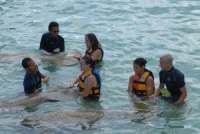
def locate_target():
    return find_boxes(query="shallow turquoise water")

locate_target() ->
[0,0,200,133]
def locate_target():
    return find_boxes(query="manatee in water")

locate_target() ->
[21,110,105,129]
[0,51,81,66]
[0,87,79,109]
[20,104,163,130]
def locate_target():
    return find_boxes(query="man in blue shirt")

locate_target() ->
[39,21,65,55]
[150,53,187,104]
[22,57,49,94]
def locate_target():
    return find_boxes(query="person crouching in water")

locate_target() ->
[66,56,101,101]
[128,58,155,101]
[22,57,50,95]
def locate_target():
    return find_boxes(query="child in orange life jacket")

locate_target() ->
[66,56,101,101]
[128,58,155,101]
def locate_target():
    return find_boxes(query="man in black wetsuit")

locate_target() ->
[22,57,49,95]
[150,53,187,104]
[39,21,65,55]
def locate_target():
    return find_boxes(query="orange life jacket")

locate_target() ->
[78,70,100,97]
[132,71,149,96]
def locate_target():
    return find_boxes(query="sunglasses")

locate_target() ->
[53,30,60,33]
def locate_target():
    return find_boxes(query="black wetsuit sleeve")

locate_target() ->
[159,70,164,84]
[60,37,65,52]
[39,34,46,50]
[176,72,185,88]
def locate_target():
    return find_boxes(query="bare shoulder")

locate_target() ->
[129,75,133,81]
[87,74,97,86]
[94,49,101,54]
[95,49,101,52]
[147,75,154,82]
[88,74,96,81]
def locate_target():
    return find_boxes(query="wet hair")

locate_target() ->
[160,53,173,64]
[48,21,59,31]
[82,56,95,68]
[22,57,32,68]
[85,33,101,50]
[134,57,147,67]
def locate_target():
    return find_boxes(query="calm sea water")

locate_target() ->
[0,0,200,133]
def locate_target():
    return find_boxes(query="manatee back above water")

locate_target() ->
[0,51,81,66]
[0,87,79,109]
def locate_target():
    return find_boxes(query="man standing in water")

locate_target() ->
[150,53,187,104]
[22,57,50,95]
[39,21,65,55]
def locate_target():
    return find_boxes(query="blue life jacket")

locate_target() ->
[92,66,101,92]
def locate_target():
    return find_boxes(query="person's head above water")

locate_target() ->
[133,57,147,75]
[48,21,59,37]
[22,57,38,74]
[80,56,95,72]
[159,53,173,71]
[85,33,101,50]
[134,57,147,67]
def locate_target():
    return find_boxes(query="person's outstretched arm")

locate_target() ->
[128,76,133,94]
[66,72,84,89]
[150,83,164,98]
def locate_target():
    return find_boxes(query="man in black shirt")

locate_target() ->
[39,22,65,55]
[22,57,50,94]
[150,53,187,104]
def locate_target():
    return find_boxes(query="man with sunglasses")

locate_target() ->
[39,21,65,55]
[22,57,50,95]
